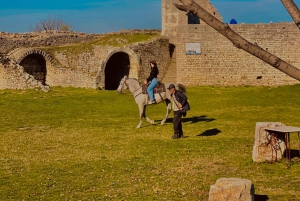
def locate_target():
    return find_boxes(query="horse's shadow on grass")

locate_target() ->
[197,128,221,137]
[165,115,215,124]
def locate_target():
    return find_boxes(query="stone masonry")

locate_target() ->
[1,0,300,90]
[0,31,170,90]
[162,0,300,86]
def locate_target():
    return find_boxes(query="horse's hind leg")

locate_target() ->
[161,100,172,125]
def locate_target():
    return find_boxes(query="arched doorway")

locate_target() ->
[105,52,130,90]
[19,54,47,85]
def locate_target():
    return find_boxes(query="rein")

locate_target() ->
[123,78,142,98]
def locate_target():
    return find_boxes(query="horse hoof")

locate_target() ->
[136,125,141,129]
[161,121,165,125]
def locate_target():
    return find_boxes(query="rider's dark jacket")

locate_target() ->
[146,66,159,83]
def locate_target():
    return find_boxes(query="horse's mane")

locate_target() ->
[128,78,141,85]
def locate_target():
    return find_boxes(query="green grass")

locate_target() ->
[41,32,160,56]
[89,33,160,47]
[1,85,300,200]
[40,32,160,68]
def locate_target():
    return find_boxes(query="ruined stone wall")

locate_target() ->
[0,30,169,90]
[162,0,300,86]
[3,0,299,89]
[45,46,111,89]
[0,60,49,91]
[0,31,94,54]
[130,38,170,82]
[44,37,170,89]
[0,63,9,89]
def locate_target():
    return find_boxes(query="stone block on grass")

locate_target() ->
[209,178,254,201]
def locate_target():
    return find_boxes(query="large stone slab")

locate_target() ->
[252,122,286,162]
[209,178,254,201]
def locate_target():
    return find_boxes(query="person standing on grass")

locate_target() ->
[167,84,187,139]
[144,60,159,104]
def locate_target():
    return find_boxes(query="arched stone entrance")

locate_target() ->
[19,54,47,85]
[100,47,140,90]
[105,52,130,90]
[8,48,53,86]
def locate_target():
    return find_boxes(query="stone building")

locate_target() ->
[162,0,300,86]
[0,0,300,91]
[0,31,170,91]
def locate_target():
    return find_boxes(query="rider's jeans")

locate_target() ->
[147,78,158,101]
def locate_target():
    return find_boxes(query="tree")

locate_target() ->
[173,0,300,81]
[281,0,300,30]
[29,15,71,32]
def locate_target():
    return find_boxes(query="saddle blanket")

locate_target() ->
[142,82,166,94]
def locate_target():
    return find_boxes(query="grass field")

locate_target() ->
[0,85,300,200]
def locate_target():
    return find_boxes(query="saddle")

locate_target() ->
[142,82,166,94]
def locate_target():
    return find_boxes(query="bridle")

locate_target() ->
[119,77,128,91]
[120,77,142,98]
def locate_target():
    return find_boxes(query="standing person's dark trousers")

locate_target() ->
[172,110,183,139]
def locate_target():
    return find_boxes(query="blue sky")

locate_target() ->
[0,0,295,34]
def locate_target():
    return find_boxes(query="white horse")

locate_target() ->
[117,75,186,128]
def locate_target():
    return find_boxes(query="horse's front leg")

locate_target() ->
[144,105,155,125]
[161,100,172,125]
[137,104,145,128]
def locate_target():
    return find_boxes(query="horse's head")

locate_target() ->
[117,76,128,94]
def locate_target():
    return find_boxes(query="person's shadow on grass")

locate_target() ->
[254,194,269,201]
[287,149,300,166]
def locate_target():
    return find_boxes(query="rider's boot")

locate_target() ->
[151,99,156,104]
[149,98,156,104]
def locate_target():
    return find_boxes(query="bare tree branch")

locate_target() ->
[281,0,300,30]
[173,0,300,81]
[29,15,71,32]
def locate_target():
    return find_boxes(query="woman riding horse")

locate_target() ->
[144,60,159,104]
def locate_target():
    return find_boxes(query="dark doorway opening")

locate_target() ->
[19,54,47,85]
[105,52,130,90]
[169,43,175,58]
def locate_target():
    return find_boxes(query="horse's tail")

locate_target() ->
[177,83,186,95]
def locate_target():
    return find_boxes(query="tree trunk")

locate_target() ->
[281,0,300,30]
[173,0,300,81]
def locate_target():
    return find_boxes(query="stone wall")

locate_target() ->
[0,31,94,54]
[0,32,170,90]
[131,38,170,82]
[0,58,50,91]
[47,37,170,89]
[1,0,300,90]
[162,0,300,86]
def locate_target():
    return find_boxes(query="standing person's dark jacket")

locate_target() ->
[146,66,159,83]
[173,90,188,110]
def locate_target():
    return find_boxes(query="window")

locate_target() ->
[188,13,200,24]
